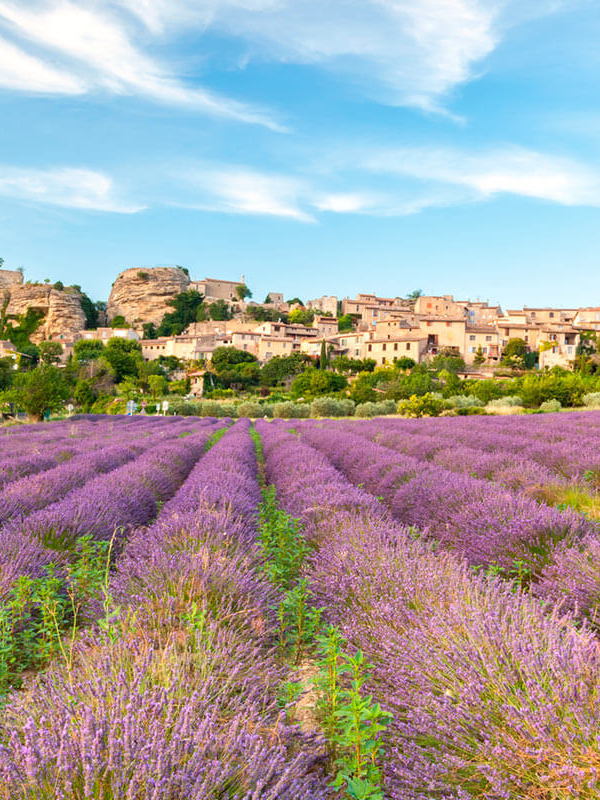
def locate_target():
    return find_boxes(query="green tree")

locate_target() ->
[208,299,232,321]
[74,378,96,411]
[0,357,14,391]
[247,305,287,323]
[104,338,142,382]
[286,297,303,306]
[289,308,314,326]
[319,340,330,369]
[148,374,167,399]
[430,350,466,373]
[394,356,416,370]
[18,343,40,369]
[235,283,252,300]
[156,290,205,336]
[72,289,99,329]
[502,338,528,368]
[2,365,68,421]
[331,356,376,374]
[473,346,486,366]
[337,314,356,332]
[38,340,63,365]
[211,346,258,371]
[74,339,105,363]
[290,369,347,399]
[142,322,157,339]
[260,353,311,386]
[158,355,182,372]
[110,315,128,329]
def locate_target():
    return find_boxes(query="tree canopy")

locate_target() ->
[2,365,68,421]
[156,290,204,336]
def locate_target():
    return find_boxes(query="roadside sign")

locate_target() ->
[67,403,74,413]
[161,400,169,413]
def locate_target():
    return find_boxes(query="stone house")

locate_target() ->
[191,277,244,302]
[80,327,140,342]
[313,315,338,337]
[464,326,501,364]
[364,334,428,366]
[415,317,467,357]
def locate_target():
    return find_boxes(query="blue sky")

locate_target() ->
[0,0,599,308]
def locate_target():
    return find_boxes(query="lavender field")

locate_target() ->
[1,412,600,799]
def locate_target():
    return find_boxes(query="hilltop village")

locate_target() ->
[1,263,600,419]
[0,265,591,374]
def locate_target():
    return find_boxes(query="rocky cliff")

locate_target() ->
[5,285,87,343]
[107,267,190,328]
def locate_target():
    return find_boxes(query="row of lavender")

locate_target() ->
[256,420,600,799]
[0,416,220,599]
[359,411,600,485]
[288,417,600,620]
[0,422,331,798]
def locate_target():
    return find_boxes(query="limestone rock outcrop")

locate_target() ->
[5,285,87,343]
[107,267,190,329]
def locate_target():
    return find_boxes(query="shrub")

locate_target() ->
[170,402,197,416]
[219,403,237,418]
[197,401,223,417]
[338,398,356,416]
[446,394,485,409]
[272,401,299,419]
[294,404,310,418]
[486,395,523,409]
[237,401,263,418]
[539,399,562,413]
[373,399,397,415]
[355,402,377,418]
[309,397,352,417]
[397,393,447,418]
[582,392,600,408]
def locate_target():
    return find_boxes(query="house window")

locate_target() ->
[368,344,372,352]
[394,343,398,351]
[469,335,476,341]
[550,312,555,318]
[406,343,410,350]
[382,343,386,351]
[485,335,492,342]
[382,357,386,364]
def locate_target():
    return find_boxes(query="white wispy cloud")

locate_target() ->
[180,167,315,222]
[364,145,600,205]
[0,34,85,94]
[0,1,574,118]
[0,166,143,212]
[171,143,600,223]
[113,0,567,112]
[0,0,283,129]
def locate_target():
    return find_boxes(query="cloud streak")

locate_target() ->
[364,145,600,205]
[113,0,568,112]
[0,0,284,129]
[0,166,143,212]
